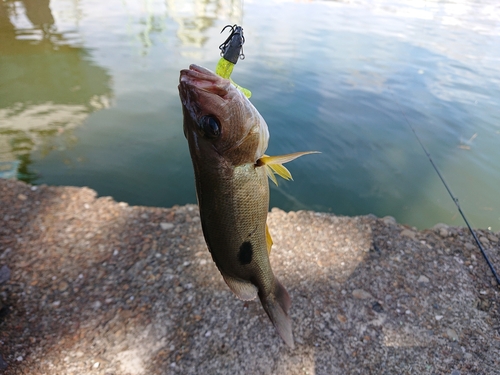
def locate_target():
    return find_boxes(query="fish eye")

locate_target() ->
[199,115,221,139]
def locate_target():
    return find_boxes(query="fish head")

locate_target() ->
[179,64,269,166]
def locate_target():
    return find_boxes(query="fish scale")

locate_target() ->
[179,64,315,348]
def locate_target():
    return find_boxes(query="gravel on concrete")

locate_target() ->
[0,179,499,375]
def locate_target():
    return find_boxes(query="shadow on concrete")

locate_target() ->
[1,179,499,374]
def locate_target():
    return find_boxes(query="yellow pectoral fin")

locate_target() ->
[264,164,279,186]
[259,151,320,183]
[268,163,292,181]
[266,224,273,255]
[260,151,320,165]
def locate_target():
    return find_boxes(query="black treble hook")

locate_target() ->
[219,24,245,64]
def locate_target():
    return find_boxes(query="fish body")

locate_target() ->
[179,65,313,347]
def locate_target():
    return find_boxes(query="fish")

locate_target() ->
[178,64,316,348]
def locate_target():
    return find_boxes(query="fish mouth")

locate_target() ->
[179,64,230,98]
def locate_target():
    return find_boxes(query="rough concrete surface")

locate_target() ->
[0,179,499,374]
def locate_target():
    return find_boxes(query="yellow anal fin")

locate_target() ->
[266,223,273,255]
[258,151,320,185]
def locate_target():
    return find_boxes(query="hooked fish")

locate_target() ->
[178,64,316,348]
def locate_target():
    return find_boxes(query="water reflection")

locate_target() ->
[0,0,498,231]
[167,0,242,51]
[0,0,112,181]
[21,0,54,32]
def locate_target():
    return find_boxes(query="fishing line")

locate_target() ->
[394,98,500,287]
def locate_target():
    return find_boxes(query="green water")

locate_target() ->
[1,0,499,231]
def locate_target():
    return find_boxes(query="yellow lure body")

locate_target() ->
[215,57,252,98]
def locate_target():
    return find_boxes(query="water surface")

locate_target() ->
[1,0,499,231]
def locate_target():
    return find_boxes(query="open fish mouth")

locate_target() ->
[179,64,230,98]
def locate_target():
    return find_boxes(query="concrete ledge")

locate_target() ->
[0,179,499,374]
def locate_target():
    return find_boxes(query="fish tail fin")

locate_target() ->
[259,279,294,348]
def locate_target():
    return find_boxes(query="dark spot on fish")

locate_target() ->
[238,241,253,265]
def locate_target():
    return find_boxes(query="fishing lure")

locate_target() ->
[215,25,320,190]
[215,24,252,98]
